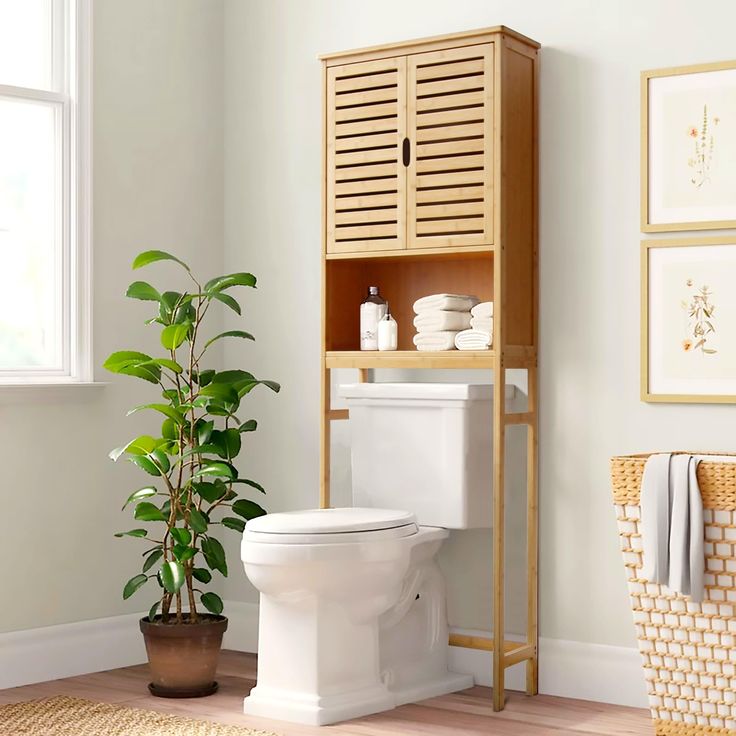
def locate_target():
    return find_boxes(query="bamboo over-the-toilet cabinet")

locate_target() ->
[319,27,539,712]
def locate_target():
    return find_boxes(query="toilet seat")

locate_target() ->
[244,507,418,545]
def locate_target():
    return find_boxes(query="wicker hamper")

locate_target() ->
[612,453,736,735]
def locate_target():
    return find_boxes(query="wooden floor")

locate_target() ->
[0,650,653,735]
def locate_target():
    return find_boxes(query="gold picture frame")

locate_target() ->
[642,60,736,232]
[642,236,736,403]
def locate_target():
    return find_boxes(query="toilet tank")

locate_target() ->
[338,383,513,529]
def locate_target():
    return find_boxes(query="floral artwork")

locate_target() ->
[681,279,717,354]
[644,63,736,230]
[644,239,736,403]
[687,106,719,188]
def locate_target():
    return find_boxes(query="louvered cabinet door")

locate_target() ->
[407,44,494,249]
[326,58,407,254]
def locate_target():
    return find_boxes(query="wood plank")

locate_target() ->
[335,192,398,210]
[334,101,397,123]
[416,171,484,189]
[417,74,484,97]
[416,121,485,143]
[335,162,397,182]
[335,147,397,167]
[416,138,484,158]
[415,153,484,174]
[0,650,653,736]
[416,201,484,219]
[416,57,485,81]
[334,223,397,240]
[415,107,485,128]
[335,132,398,152]
[334,179,398,196]
[334,208,397,225]
[325,350,495,369]
[335,86,398,108]
[334,70,397,94]
[416,217,483,235]
[335,118,398,137]
[416,90,485,112]
[415,185,485,204]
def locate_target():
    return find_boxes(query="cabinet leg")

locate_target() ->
[320,365,331,509]
[526,365,539,696]
[492,364,506,712]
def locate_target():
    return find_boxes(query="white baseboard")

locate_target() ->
[0,612,147,690]
[0,603,648,711]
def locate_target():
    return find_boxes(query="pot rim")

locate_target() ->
[140,613,228,637]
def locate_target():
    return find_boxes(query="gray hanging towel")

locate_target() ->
[640,453,705,602]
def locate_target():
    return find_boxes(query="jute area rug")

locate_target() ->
[0,696,281,736]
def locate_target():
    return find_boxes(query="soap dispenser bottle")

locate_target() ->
[377,303,397,351]
[360,286,387,350]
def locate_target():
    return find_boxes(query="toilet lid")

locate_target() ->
[244,507,418,544]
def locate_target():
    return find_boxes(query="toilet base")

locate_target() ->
[243,670,473,726]
[244,683,396,726]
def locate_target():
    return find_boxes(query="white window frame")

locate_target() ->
[0,0,92,385]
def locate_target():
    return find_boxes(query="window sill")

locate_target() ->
[0,380,108,403]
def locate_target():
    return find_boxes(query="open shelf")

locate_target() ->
[325,250,494,352]
[325,349,495,370]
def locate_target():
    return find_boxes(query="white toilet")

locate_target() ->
[241,383,499,726]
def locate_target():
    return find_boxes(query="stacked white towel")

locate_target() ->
[454,301,493,350]
[412,294,479,352]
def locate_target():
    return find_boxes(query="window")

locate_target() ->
[0,0,91,382]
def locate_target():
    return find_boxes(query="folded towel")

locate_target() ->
[454,329,492,351]
[412,331,458,351]
[471,301,493,319]
[413,293,479,314]
[414,310,472,332]
[470,316,493,333]
[641,453,704,601]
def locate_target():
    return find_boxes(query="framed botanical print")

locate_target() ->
[642,237,736,403]
[642,60,736,232]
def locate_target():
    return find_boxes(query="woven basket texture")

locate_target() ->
[612,453,736,733]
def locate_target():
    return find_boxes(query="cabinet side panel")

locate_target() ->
[502,45,537,347]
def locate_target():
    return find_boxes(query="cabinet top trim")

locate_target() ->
[318,25,540,64]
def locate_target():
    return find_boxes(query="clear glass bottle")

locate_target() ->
[377,303,397,351]
[360,286,387,351]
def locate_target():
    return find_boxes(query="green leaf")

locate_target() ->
[192,567,212,584]
[194,369,216,387]
[103,351,161,384]
[210,428,241,460]
[170,527,192,546]
[196,419,214,445]
[132,250,191,272]
[222,516,246,533]
[110,435,162,461]
[189,508,208,534]
[142,548,164,573]
[200,592,224,615]
[134,502,167,522]
[192,462,235,480]
[129,455,161,476]
[173,544,196,562]
[232,499,267,520]
[127,403,185,425]
[210,291,241,315]
[193,481,226,504]
[204,330,255,350]
[201,537,227,577]
[161,322,191,350]
[126,281,161,302]
[160,560,185,593]
[149,358,183,374]
[200,382,240,405]
[114,528,148,538]
[204,272,257,293]
[239,419,257,433]
[161,418,178,441]
[148,600,160,622]
[232,478,266,494]
[122,486,157,510]
[123,573,148,600]
[150,448,170,474]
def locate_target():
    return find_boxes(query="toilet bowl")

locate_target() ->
[242,383,498,725]
[242,507,473,725]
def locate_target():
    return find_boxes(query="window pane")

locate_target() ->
[0,0,54,90]
[0,97,62,371]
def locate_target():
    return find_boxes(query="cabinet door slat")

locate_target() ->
[407,44,493,249]
[327,58,406,254]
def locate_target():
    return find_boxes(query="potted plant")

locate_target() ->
[104,250,279,698]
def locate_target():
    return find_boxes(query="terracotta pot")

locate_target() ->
[139,614,228,698]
